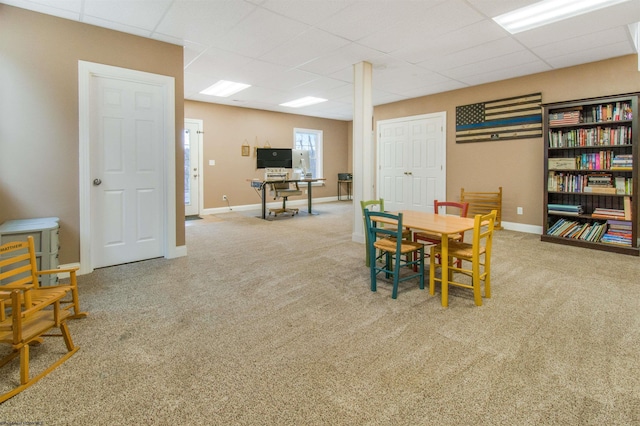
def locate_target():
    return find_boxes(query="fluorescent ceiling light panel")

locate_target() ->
[200,80,251,97]
[493,0,631,34]
[280,96,328,108]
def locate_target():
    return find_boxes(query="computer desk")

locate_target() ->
[257,178,325,219]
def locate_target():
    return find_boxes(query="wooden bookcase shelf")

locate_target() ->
[543,94,639,256]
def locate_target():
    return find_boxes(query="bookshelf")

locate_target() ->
[542,94,639,256]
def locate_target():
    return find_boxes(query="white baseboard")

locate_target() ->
[169,245,187,258]
[501,221,543,234]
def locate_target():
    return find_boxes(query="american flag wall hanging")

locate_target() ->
[456,93,542,143]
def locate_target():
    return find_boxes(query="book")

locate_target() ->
[624,196,632,220]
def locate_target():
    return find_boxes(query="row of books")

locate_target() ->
[550,102,634,124]
[547,203,583,216]
[582,102,633,123]
[548,172,632,195]
[547,126,631,148]
[611,154,632,170]
[548,151,628,171]
[592,206,629,220]
[547,218,607,241]
[547,217,632,245]
[600,219,633,246]
[547,199,631,220]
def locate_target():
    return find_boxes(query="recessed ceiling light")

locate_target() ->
[200,80,251,97]
[280,96,328,108]
[493,0,630,34]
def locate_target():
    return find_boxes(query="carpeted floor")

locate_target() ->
[2,201,640,425]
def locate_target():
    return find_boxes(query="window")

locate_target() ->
[294,128,323,179]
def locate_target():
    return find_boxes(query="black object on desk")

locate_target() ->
[337,173,352,201]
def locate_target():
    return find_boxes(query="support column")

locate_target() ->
[352,61,373,244]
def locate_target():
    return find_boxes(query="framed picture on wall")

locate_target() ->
[242,144,250,156]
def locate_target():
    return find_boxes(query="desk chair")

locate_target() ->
[269,181,302,217]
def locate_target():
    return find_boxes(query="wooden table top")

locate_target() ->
[394,210,475,235]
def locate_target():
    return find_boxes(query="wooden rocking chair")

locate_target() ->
[0,285,79,403]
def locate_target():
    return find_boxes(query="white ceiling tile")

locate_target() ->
[544,41,636,69]
[356,0,485,54]
[533,27,632,60]
[3,0,81,19]
[298,43,387,76]
[315,0,446,42]
[81,15,153,39]
[154,0,256,45]
[459,60,551,86]
[447,50,542,80]
[209,7,309,58]
[465,0,539,17]
[258,28,351,68]
[260,0,351,25]
[184,47,254,81]
[83,0,171,31]
[267,68,320,91]
[392,19,507,64]
[418,37,523,72]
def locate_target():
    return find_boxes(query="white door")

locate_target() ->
[378,113,446,213]
[90,76,165,268]
[184,119,202,216]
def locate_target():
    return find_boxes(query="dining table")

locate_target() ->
[393,210,476,307]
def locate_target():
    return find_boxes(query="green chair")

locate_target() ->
[360,199,410,267]
[363,210,424,299]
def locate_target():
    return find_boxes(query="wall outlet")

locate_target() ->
[222,195,227,201]
[517,207,523,215]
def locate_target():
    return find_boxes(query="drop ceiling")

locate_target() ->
[3,0,639,120]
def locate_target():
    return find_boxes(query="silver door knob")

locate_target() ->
[93,178,102,186]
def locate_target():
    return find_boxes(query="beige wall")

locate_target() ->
[184,101,350,209]
[0,5,185,264]
[2,3,639,267]
[375,55,640,226]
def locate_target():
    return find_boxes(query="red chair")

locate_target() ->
[414,200,469,268]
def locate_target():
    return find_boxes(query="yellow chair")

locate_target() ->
[363,210,424,299]
[360,199,411,267]
[0,285,79,403]
[429,210,497,307]
[269,181,302,216]
[0,236,87,319]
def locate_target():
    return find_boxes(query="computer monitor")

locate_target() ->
[292,149,311,176]
[256,148,292,169]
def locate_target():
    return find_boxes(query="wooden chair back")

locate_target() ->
[0,236,86,319]
[434,200,469,218]
[0,239,38,307]
[460,187,502,229]
[360,199,384,267]
[363,209,425,299]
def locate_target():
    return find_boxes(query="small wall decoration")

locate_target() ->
[241,140,250,156]
[456,93,542,143]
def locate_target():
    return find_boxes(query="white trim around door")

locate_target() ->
[78,60,181,275]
